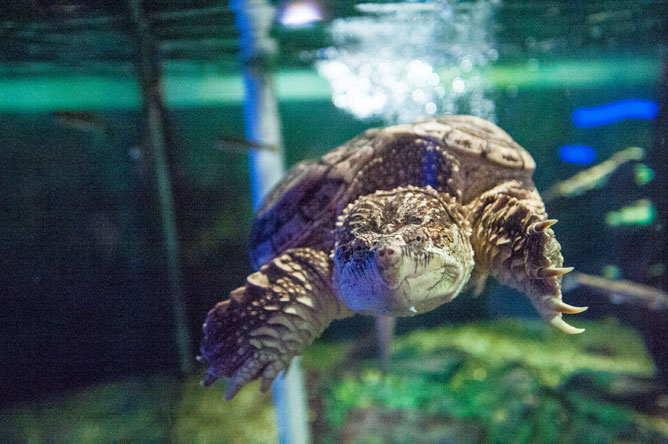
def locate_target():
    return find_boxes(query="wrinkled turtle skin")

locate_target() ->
[199,115,586,399]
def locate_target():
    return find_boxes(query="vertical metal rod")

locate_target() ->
[128,0,193,375]
[231,1,311,443]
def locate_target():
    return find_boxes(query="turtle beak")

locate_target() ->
[374,239,404,289]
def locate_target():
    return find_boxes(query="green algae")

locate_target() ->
[303,319,666,443]
[171,376,276,444]
[0,375,276,444]
[0,376,177,443]
[0,320,664,443]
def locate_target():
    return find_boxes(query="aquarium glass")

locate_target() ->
[1,0,667,442]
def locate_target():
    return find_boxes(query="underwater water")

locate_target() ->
[1,0,667,442]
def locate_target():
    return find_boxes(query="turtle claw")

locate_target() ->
[537,219,558,230]
[528,219,557,234]
[548,297,588,314]
[223,351,288,400]
[225,379,243,401]
[201,372,218,387]
[542,266,574,277]
[222,349,271,400]
[550,315,585,335]
[260,377,273,393]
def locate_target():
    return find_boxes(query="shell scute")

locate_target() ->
[432,116,534,170]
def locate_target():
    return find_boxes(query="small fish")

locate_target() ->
[26,0,85,15]
[587,10,633,25]
[543,146,645,203]
[214,135,279,153]
[51,111,110,137]
[563,271,668,312]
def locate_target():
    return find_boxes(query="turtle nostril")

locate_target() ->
[377,247,396,258]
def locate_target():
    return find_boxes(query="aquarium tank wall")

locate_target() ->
[1,0,667,442]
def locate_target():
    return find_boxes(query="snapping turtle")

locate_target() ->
[199,115,586,399]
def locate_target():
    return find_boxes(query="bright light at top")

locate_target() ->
[316,1,498,123]
[279,1,323,28]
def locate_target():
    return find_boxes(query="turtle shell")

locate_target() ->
[249,115,535,269]
[413,115,535,170]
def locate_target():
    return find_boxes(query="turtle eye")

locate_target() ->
[416,235,422,242]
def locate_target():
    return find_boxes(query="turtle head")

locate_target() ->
[333,186,474,316]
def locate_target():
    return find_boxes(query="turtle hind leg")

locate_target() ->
[468,180,587,333]
[199,248,353,399]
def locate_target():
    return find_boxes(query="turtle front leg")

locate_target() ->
[468,180,587,334]
[199,248,353,399]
